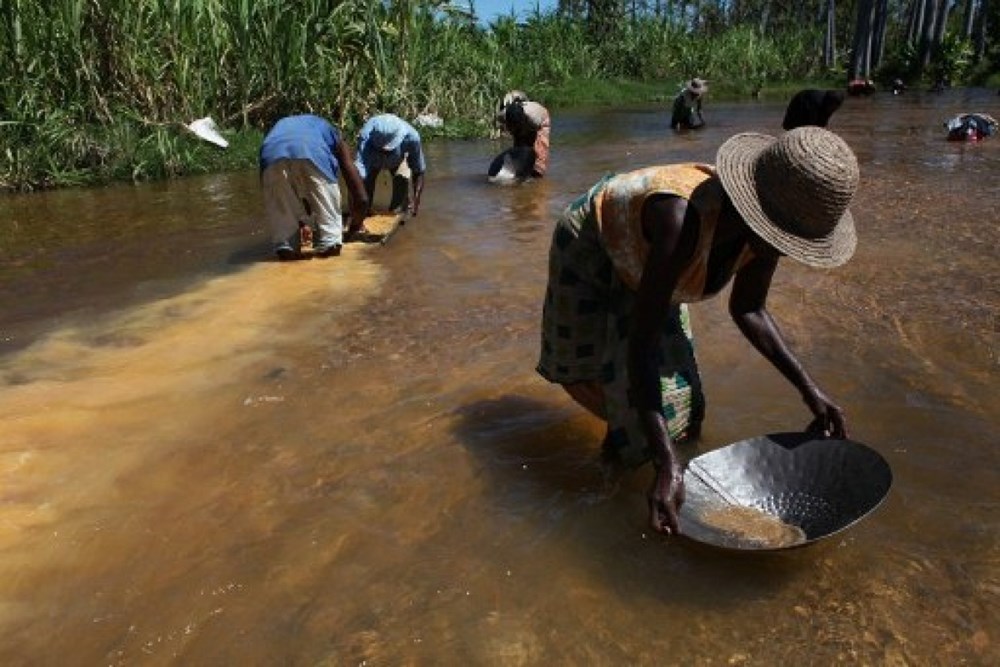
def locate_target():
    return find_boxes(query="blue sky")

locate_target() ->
[465,0,557,24]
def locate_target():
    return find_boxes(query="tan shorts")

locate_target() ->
[261,159,343,252]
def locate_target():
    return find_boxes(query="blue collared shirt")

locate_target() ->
[355,114,426,179]
[259,115,341,182]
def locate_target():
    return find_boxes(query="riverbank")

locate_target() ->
[4,1,995,194]
[0,76,841,194]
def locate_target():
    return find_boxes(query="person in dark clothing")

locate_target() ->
[670,78,708,131]
[782,89,846,131]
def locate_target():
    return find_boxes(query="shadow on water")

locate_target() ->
[226,240,276,266]
[450,393,818,611]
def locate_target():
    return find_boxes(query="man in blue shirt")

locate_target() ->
[260,115,370,260]
[354,114,427,216]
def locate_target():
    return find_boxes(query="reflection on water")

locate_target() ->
[0,90,997,664]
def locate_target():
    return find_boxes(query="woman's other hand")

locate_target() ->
[648,465,686,535]
[804,386,848,439]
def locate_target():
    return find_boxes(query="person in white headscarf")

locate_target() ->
[489,90,551,182]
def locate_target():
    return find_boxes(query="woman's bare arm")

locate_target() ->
[728,255,847,437]
[334,139,370,227]
[628,194,698,533]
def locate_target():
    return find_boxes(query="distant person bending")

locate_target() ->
[354,113,427,216]
[670,78,708,131]
[489,90,551,181]
[259,114,369,260]
[782,89,846,130]
[944,113,998,141]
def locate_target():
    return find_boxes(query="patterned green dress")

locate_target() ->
[537,164,754,466]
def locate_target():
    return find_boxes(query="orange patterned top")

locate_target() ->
[594,164,755,303]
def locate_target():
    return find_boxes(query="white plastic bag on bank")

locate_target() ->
[185,116,228,148]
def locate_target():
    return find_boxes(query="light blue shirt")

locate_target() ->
[259,115,341,182]
[355,114,426,179]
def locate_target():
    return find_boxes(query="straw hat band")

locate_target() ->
[754,131,859,240]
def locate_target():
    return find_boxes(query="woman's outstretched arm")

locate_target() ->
[728,254,848,438]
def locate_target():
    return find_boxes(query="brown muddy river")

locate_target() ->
[1,90,997,665]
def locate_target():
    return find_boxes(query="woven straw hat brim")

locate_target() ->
[716,133,856,268]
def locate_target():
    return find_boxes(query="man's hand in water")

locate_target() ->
[648,465,685,535]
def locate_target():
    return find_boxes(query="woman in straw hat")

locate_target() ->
[536,127,858,535]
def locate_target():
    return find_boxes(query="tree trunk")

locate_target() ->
[918,0,938,69]
[963,0,977,39]
[973,0,989,60]
[871,0,889,69]
[850,0,876,80]
[908,0,924,45]
[932,0,952,45]
[824,0,837,69]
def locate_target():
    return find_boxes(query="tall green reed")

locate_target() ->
[1,0,831,191]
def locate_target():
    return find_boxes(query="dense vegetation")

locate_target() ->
[1,0,996,191]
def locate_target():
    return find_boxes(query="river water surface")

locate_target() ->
[1,90,997,665]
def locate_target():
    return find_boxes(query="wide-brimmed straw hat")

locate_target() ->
[716,127,858,268]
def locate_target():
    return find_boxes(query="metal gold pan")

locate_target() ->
[678,432,893,551]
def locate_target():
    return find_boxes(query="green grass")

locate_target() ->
[539,78,668,109]
[2,1,993,192]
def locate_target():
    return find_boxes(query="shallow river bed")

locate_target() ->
[0,90,997,665]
